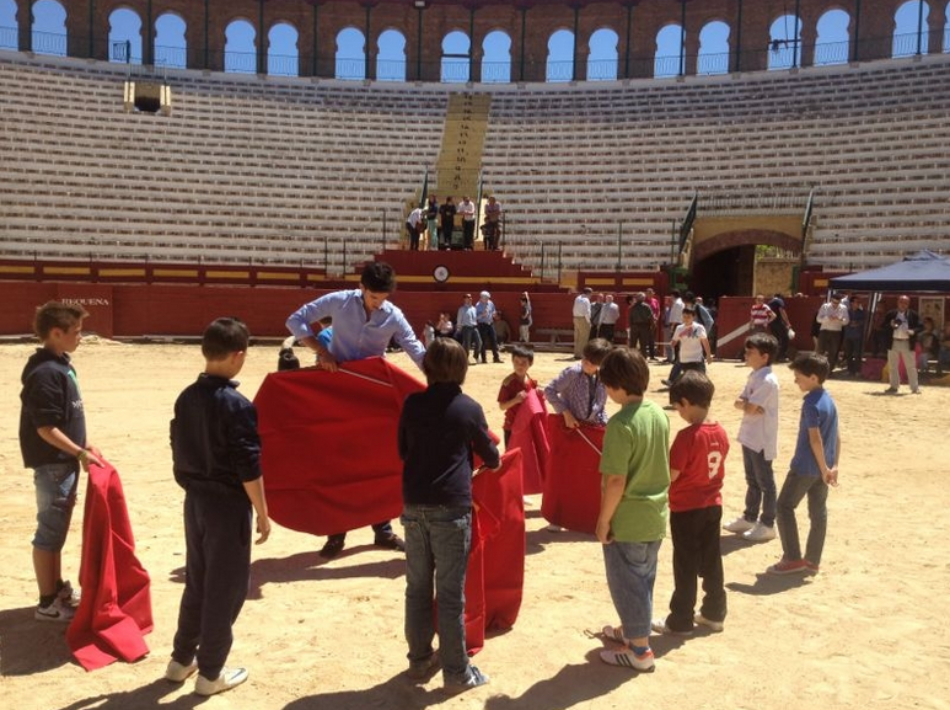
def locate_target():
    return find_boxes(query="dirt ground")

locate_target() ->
[1,339,948,710]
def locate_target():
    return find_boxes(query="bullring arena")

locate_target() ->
[1,0,949,708]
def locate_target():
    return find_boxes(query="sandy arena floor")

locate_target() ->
[1,340,948,710]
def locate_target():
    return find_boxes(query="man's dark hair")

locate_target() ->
[669,370,715,409]
[34,301,89,339]
[361,262,397,293]
[599,347,649,396]
[744,332,779,365]
[583,338,613,365]
[670,289,681,297]
[510,344,535,364]
[423,337,468,385]
[789,352,830,383]
[683,290,696,304]
[202,317,250,360]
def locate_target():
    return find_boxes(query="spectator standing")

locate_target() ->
[816,293,849,370]
[439,197,457,250]
[842,296,867,377]
[596,295,620,343]
[883,295,921,394]
[749,295,775,334]
[667,290,685,362]
[627,292,655,355]
[406,206,424,251]
[572,288,593,360]
[458,196,476,250]
[518,292,533,343]
[768,293,792,361]
[645,288,660,360]
[475,291,501,364]
[424,195,440,251]
[456,294,478,363]
[483,196,502,251]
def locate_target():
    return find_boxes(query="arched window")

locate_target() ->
[0,0,17,51]
[814,9,850,65]
[155,13,186,68]
[225,20,256,73]
[546,29,574,82]
[108,8,142,64]
[31,0,67,57]
[945,0,950,52]
[655,24,683,78]
[587,28,618,81]
[268,22,299,76]
[377,29,406,81]
[336,28,365,79]
[893,0,930,57]
[481,30,511,83]
[767,14,802,70]
[441,30,470,83]
[697,20,730,75]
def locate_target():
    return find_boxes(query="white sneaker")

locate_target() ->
[723,516,755,534]
[694,613,724,632]
[165,659,198,683]
[35,598,75,623]
[545,523,564,533]
[743,521,776,542]
[195,667,248,696]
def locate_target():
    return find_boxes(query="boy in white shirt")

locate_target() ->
[724,333,780,543]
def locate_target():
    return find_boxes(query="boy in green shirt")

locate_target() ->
[596,348,670,673]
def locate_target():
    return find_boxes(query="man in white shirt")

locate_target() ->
[458,197,476,250]
[406,207,424,251]
[572,288,593,359]
[816,292,849,370]
[666,289,685,361]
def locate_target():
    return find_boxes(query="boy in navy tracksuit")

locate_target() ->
[20,301,103,622]
[165,317,270,697]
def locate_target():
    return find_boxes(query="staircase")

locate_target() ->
[433,93,492,198]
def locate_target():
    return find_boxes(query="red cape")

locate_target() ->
[465,448,525,654]
[541,415,605,535]
[507,389,550,495]
[254,358,425,536]
[66,461,153,671]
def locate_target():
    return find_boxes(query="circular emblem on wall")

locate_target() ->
[433,265,450,283]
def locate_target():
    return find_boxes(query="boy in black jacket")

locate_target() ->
[398,337,499,693]
[20,302,103,623]
[165,317,270,696]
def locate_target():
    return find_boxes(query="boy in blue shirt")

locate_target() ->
[165,318,271,696]
[768,353,840,576]
[398,337,499,693]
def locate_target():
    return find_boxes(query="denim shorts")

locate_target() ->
[32,463,79,552]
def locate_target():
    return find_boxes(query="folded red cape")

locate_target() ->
[255,358,425,536]
[541,416,605,535]
[465,448,525,654]
[67,461,153,671]
[507,390,550,495]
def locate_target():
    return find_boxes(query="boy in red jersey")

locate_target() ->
[497,345,537,449]
[653,371,729,635]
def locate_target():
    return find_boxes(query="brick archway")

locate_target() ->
[692,229,801,263]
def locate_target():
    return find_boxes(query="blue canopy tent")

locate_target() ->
[829,250,950,293]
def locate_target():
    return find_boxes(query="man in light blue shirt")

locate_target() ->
[285,262,425,372]
[284,262,424,558]
[456,294,479,363]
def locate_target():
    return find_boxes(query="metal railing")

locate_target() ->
[4,27,947,83]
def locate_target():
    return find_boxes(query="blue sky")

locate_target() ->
[3,0,944,80]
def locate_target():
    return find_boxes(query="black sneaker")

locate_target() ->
[374,533,406,552]
[320,535,346,559]
[445,666,490,694]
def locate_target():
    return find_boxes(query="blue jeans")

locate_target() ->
[776,472,829,566]
[602,539,661,640]
[32,462,79,552]
[742,445,776,528]
[401,505,472,683]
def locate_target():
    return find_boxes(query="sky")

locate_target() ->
[2,0,947,81]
